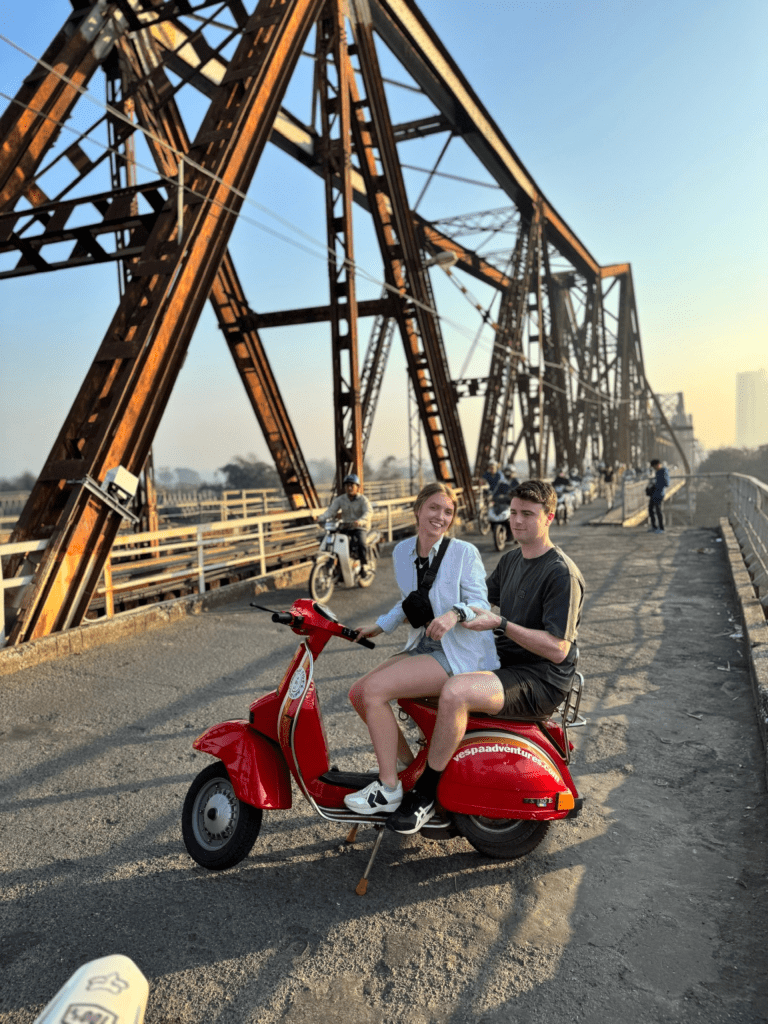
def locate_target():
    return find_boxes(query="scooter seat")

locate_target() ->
[409,697,555,724]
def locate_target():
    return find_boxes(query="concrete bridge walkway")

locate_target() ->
[0,504,766,1023]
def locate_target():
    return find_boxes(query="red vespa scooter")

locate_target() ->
[181,599,585,893]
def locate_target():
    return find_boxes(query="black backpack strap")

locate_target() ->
[420,537,451,592]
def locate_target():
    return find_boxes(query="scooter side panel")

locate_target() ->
[193,721,292,809]
[438,731,574,820]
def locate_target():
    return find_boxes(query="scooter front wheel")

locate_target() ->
[182,762,262,870]
[309,558,336,603]
[493,524,507,551]
[454,814,550,860]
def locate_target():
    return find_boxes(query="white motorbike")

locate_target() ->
[487,495,515,551]
[554,484,577,526]
[309,521,382,603]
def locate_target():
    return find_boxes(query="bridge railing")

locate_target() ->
[0,496,420,643]
[729,474,768,611]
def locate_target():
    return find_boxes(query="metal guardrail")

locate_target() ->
[0,496,419,644]
[729,474,768,610]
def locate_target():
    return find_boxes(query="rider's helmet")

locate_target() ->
[343,473,360,486]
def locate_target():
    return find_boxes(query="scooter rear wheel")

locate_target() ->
[182,762,262,870]
[309,558,336,603]
[454,814,550,860]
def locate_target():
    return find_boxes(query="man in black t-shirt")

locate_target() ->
[385,480,585,836]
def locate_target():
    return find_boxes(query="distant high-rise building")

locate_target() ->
[736,369,768,448]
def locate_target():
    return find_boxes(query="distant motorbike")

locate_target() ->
[554,484,577,525]
[309,522,381,603]
[487,495,515,551]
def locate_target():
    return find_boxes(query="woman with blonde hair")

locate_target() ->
[344,482,499,831]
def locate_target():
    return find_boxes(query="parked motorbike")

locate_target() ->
[181,600,585,893]
[309,522,381,603]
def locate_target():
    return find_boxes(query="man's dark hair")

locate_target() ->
[650,459,661,468]
[513,479,557,516]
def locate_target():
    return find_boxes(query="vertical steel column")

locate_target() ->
[346,0,475,516]
[316,1,363,492]
[120,30,319,510]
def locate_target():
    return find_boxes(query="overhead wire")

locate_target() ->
[0,30,640,409]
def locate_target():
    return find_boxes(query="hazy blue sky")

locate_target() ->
[1,0,766,481]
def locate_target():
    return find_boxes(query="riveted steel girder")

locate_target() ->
[316,1,364,490]
[346,0,475,515]
[0,1,123,213]
[119,28,319,508]
[8,0,325,644]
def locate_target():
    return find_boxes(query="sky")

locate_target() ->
[1,0,766,482]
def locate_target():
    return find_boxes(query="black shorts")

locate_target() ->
[492,666,568,718]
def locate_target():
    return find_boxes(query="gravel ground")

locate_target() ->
[1,504,766,1023]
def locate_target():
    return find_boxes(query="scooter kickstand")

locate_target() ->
[355,825,385,896]
[345,824,359,844]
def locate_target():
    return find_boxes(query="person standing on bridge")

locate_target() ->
[382,479,585,836]
[320,473,373,574]
[603,464,616,510]
[647,458,670,534]
[344,482,499,817]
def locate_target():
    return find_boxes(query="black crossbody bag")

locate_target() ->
[401,537,451,628]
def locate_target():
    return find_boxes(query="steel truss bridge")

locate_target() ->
[0,0,690,645]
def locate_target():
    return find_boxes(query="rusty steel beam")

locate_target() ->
[347,0,475,515]
[317,0,364,490]
[0,2,123,213]
[248,297,395,328]
[143,15,510,294]
[0,180,167,277]
[120,29,319,509]
[8,0,325,644]
[371,0,601,278]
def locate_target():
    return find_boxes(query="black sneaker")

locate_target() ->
[385,789,435,834]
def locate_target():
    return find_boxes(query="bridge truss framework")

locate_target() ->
[0,0,689,644]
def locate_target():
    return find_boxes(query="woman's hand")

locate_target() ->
[424,608,460,641]
[355,623,383,641]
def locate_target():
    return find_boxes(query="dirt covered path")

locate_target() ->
[0,512,766,1023]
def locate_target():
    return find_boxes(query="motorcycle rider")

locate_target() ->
[320,473,373,573]
[552,467,570,489]
[382,479,585,835]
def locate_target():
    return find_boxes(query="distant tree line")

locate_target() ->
[0,454,409,495]
[697,445,768,483]
[0,472,36,492]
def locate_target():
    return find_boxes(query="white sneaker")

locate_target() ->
[344,778,403,814]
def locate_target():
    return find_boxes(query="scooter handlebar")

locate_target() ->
[339,625,376,649]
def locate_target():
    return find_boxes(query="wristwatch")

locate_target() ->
[452,605,467,622]
[493,616,508,637]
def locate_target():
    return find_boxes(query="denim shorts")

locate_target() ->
[406,633,453,676]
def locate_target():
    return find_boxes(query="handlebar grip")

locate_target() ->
[357,637,376,649]
[272,612,295,625]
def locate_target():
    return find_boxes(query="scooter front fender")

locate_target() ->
[193,721,292,809]
[438,730,576,820]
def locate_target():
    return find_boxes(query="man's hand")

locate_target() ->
[461,607,502,632]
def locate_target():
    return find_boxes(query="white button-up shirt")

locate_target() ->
[376,536,500,675]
